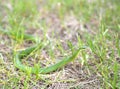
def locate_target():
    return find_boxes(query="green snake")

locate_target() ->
[0,28,85,74]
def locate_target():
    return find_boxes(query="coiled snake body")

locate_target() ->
[0,29,85,74]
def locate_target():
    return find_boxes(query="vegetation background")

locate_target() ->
[0,0,120,89]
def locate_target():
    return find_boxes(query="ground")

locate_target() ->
[0,0,120,89]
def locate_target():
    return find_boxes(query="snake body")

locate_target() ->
[0,29,85,74]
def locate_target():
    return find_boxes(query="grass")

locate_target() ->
[0,0,120,89]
